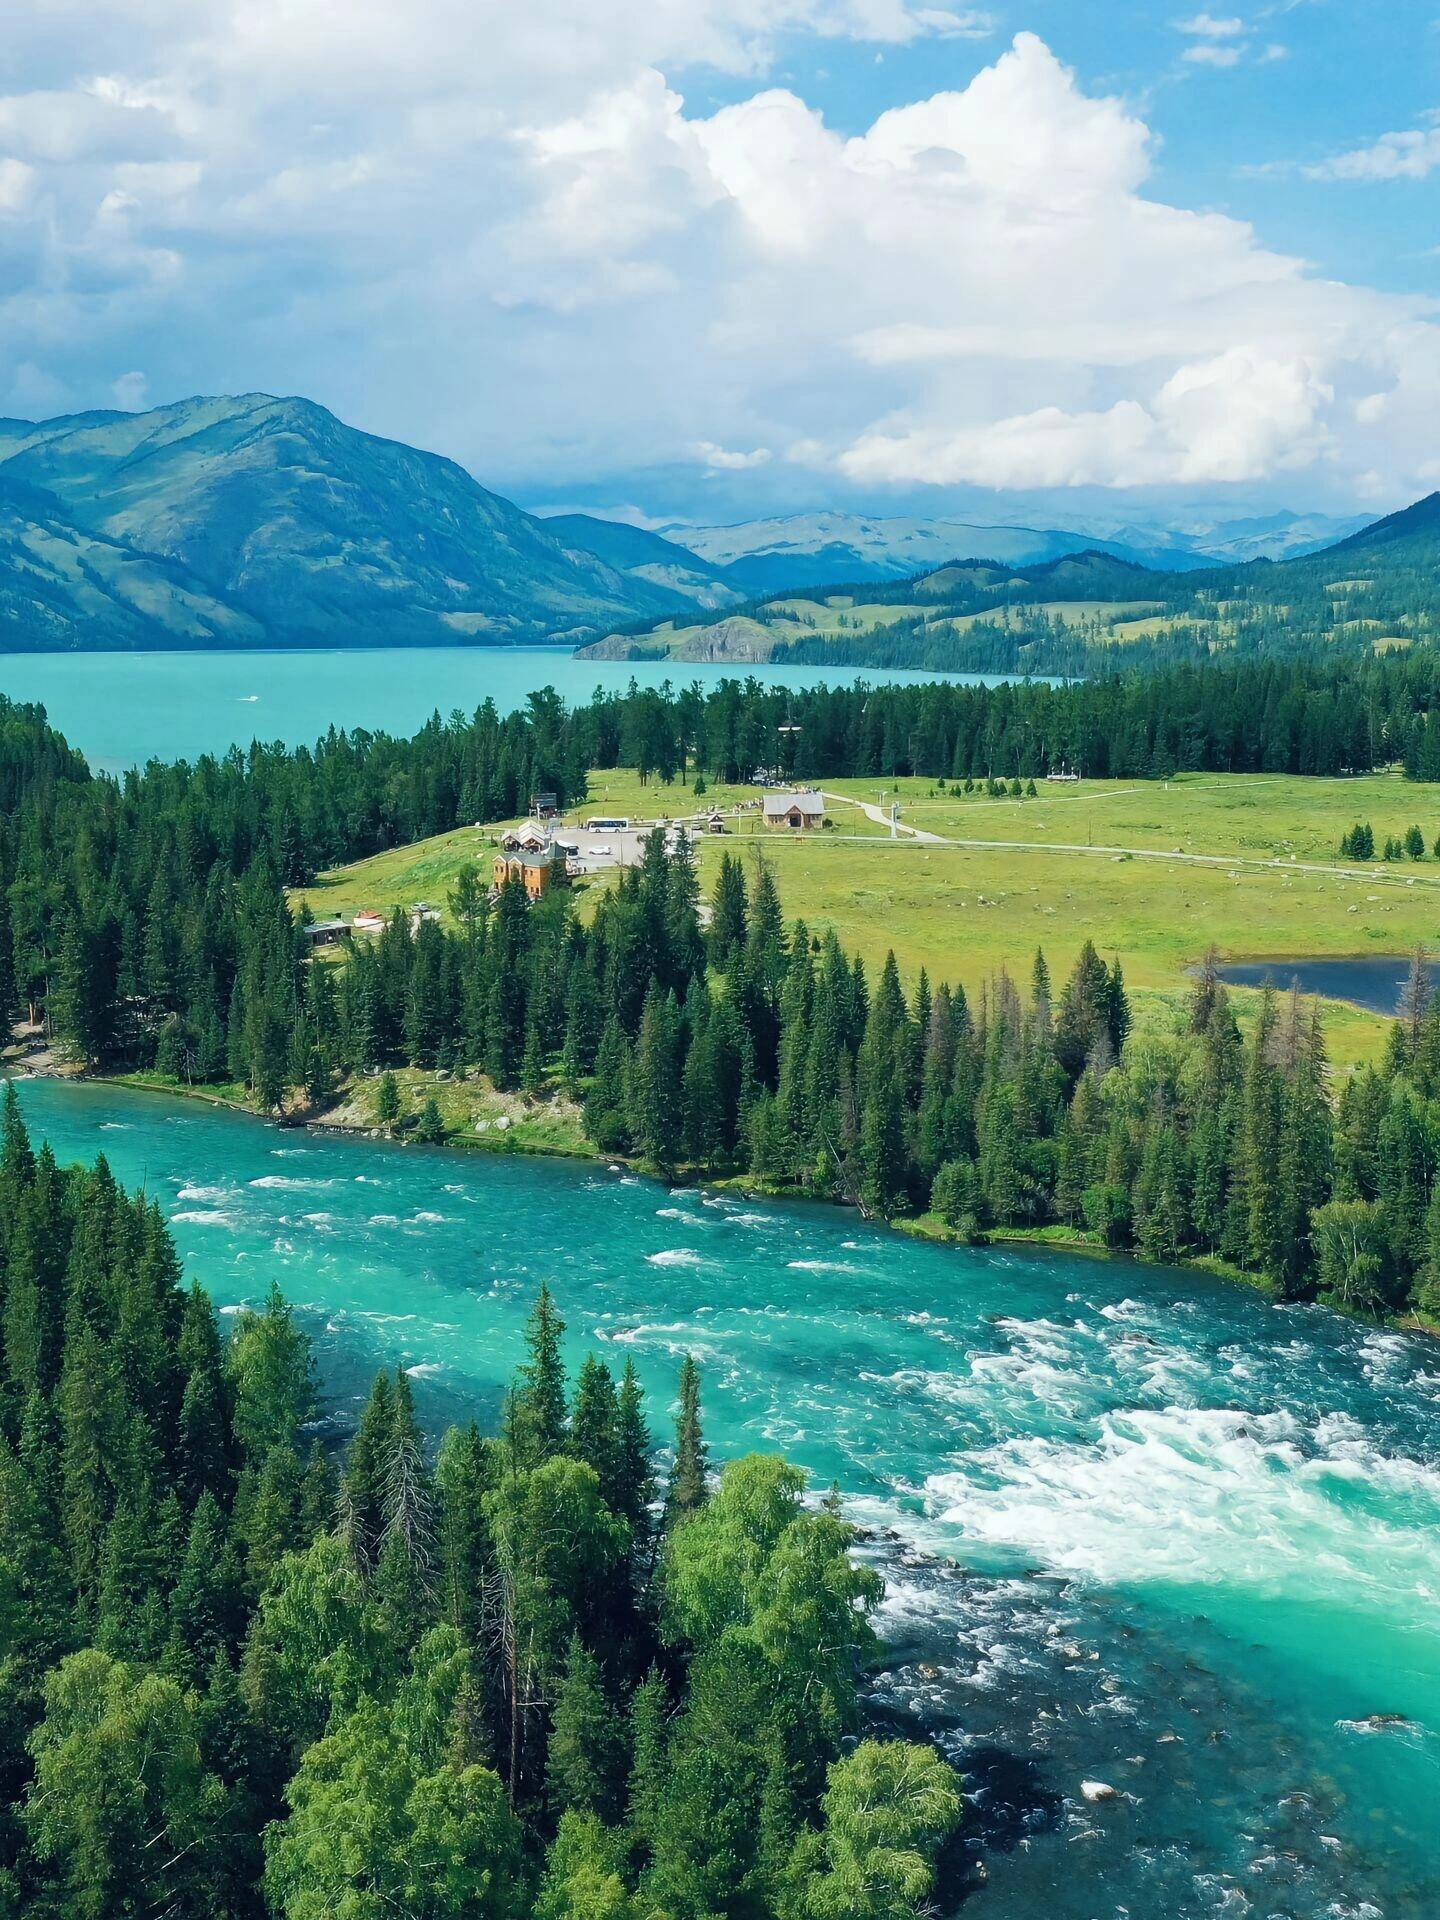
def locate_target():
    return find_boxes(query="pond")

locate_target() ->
[1214,955,1431,1016]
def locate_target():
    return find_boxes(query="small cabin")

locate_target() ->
[530,791,559,819]
[493,846,567,901]
[302,917,349,947]
[705,811,727,834]
[762,790,828,831]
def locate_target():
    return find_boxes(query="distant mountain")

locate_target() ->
[580,494,1440,675]
[0,395,687,652]
[667,511,1193,593]
[539,513,742,611]
[1180,508,1372,564]
[667,506,1379,588]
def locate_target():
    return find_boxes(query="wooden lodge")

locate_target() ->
[493,844,567,901]
[761,790,828,831]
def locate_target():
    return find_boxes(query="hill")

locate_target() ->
[579,498,1440,675]
[539,512,742,610]
[0,395,693,651]
[0,471,265,651]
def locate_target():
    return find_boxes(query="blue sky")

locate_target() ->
[2,1,1438,528]
[672,1,1440,314]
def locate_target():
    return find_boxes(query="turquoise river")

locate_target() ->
[11,1075,1439,1919]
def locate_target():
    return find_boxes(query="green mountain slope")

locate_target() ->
[0,473,265,652]
[0,395,686,650]
[541,512,742,610]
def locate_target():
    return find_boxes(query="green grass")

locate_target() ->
[296,826,496,924]
[321,1067,592,1156]
[299,768,1440,1076]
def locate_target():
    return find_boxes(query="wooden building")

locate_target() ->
[301,917,350,948]
[761,790,828,831]
[493,845,567,900]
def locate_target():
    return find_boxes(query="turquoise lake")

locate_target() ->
[0,648,999,773]
[11,1075,1440,1918]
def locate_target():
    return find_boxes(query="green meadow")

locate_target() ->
[297,768,1440,1072]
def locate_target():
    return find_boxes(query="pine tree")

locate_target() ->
[506,1284,568,1469]
[547,1635,624,1820]
[665,1356,707,1525]
[614,1359,656,1559]
[374,1070,402,1132]
[570,1356,621,1507]
[709,854,748,969]
[631,988,684,1173]
[627,1667,671,1852]
[858,1071,908,1220]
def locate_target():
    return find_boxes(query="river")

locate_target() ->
[12,1075,1439,1917]
[0,648,1007,774]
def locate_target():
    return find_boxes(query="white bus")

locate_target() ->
[584,816,630,831]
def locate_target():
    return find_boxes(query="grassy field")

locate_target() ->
[295,769,1440,1073]
[817,769,1440,864]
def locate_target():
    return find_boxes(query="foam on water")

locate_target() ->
[926,1402,1440,1615]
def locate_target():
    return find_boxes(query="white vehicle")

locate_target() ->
[584,816,630,831]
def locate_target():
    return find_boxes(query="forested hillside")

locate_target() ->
[3,649,1440,1087]
[590,494,1440,677]
[0,662,1426,1311]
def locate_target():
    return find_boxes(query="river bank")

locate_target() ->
[6,1068,1439,1918]
[13,1040,1437,1341]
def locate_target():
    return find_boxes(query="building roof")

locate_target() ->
[762,790,826,818]
[498,844,557,867]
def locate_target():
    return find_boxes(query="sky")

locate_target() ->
[2,0,1438,528]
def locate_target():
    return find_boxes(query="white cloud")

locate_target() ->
[695,441,774,470]
[1176,13,1245,36]
[839,348,1332,488]
[1307,116,1440,181]
[112,369,149,407]
[0,158,35,214]
[1183,42,1245,66]
[0,11,1437,507]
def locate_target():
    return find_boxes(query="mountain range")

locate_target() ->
[0,390,1401,654]
[0,395,690,651]
[579,492,1440,674]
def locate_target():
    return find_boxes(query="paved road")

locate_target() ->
[818,791,1440,889]
[822,791,948,843]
